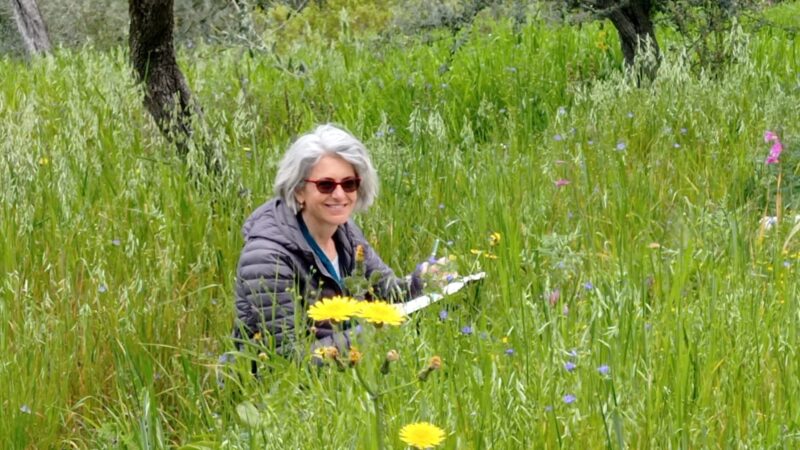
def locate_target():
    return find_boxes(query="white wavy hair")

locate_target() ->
[274,124,379,214]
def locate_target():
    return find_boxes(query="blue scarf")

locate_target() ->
[297,214,343,288]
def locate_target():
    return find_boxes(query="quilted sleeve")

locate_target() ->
[235,238,302,354]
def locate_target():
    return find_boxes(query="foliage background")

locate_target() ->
[1,0,800,448]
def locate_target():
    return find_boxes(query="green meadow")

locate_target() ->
[2,4,800,448]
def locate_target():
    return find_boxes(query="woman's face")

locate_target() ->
[296,155,358,232]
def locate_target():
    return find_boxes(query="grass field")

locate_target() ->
[1,4,800,448]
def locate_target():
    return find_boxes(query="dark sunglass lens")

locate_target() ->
[316,180,336,193]
[340,178,360,192]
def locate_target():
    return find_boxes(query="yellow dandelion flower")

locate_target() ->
[399,422,446,449]
[501,336,509,344]
[470,249,482,255]
[355,300,407,326]
[38,157,49,166]
[489,232,501,246]
[484,253,498,260]
[308,296,360,322]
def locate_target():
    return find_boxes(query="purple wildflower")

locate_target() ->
[98,284,107,293]
[598,365,610,375]
[616,141,626,151]
[439,310,448,321]
[505,348,515,356]
[563,394,577,404]
[461,325,473,335]
[554,134,564,142]
[584,281,594,290]
[555,179,570,187]
[564,361,577,372]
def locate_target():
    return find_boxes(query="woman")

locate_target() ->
[234,124,425,357]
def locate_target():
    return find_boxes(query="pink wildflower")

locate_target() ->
[764,130,783,164]
[555,179,570,187]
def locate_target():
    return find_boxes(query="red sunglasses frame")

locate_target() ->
[303,176,361,194]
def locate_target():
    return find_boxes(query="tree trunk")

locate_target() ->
[606,0,660,79]
[10,0,51,54]
[129,0,196,155]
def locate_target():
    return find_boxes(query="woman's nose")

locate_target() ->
[331,185,347,197]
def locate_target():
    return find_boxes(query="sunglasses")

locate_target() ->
[304,176,361,194]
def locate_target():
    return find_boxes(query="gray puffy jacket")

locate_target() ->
[234,198,422,355]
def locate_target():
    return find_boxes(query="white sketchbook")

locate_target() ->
[399,272,486,315]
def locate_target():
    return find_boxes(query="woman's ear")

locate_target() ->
[294,188,306,210]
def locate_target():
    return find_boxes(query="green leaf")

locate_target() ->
[235,401,262,429]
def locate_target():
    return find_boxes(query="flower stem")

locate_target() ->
[354,364,385,450]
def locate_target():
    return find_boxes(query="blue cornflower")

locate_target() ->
[505,348,515,356]
[554,134,563,142]
[564,361,577,372]
[20,404,31,414]
[563,394,577,404]
[461,325,473,335]
[616,141,626,151]
[584,281,594,290]
[98,284,107,293]
[598,365,610,375]
[439,310,448,321]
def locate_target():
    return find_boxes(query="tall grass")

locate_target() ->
[1,7,799,448]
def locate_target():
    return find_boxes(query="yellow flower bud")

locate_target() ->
[348,348,363,367]
[355,245,365,263]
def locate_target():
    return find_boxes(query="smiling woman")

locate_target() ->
[233,124,424,357]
